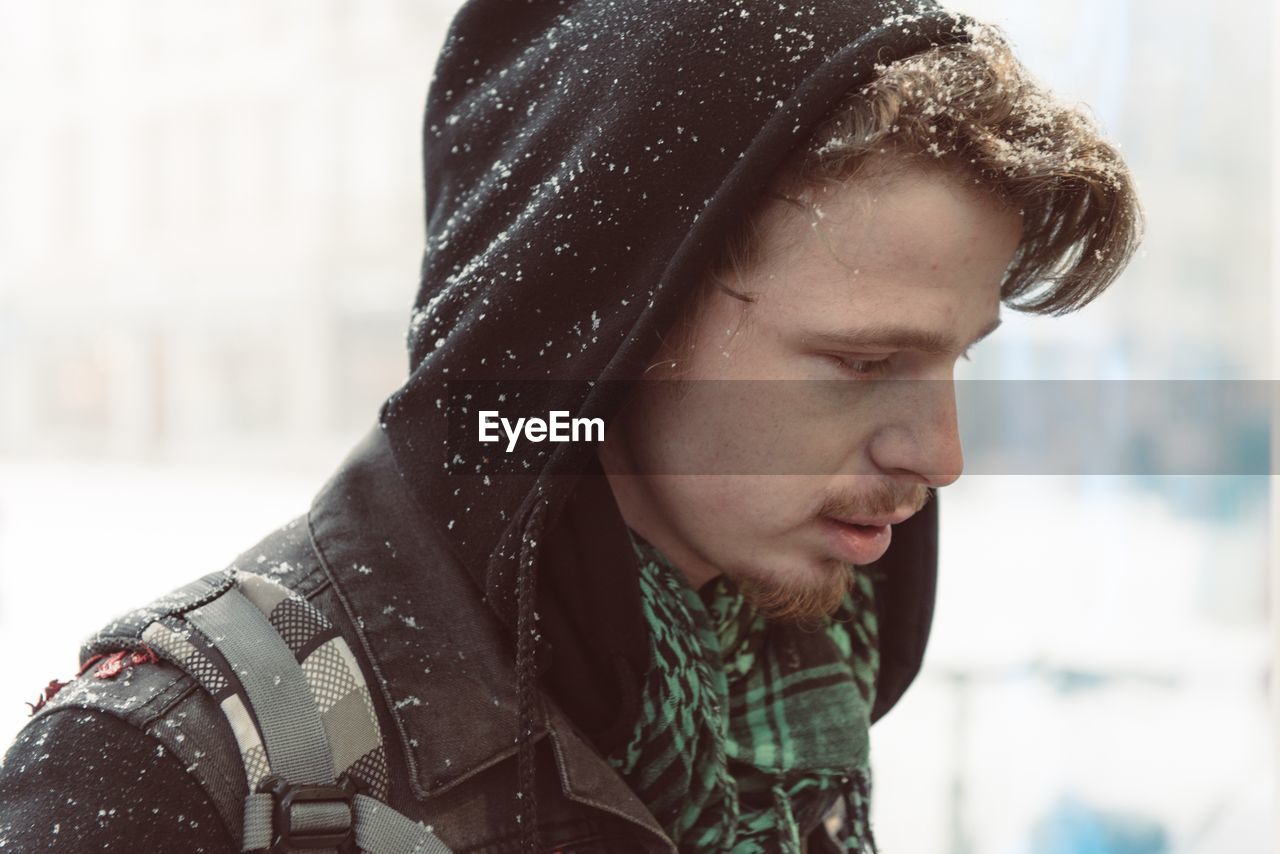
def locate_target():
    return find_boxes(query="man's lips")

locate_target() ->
[827,510,917,527]
[819,517,893,565]
[818,509,915,565]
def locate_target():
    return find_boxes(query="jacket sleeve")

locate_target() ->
[0,707,237,853]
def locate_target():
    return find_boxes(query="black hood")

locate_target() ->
[380,0,977,727]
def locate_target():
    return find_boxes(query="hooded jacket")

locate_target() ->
[0,1,974,851]
[383,0,968,834]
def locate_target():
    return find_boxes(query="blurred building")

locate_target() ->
[0,1,461,468]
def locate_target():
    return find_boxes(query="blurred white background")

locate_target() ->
[0,1,1273,852]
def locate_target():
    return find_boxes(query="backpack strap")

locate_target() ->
[242,790,452,854]
[141,570,451,854]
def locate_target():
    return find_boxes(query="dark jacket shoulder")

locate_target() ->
[0,701,235,853]
[0,516,325,852]
[0,429,674,853]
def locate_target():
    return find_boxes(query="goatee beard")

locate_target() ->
[736,560,855,627]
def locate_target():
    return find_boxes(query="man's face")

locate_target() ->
[599,155,1024,621]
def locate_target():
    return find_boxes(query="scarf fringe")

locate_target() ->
[840,768,878,853]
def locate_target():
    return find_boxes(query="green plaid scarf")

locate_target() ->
[606,532,880,852]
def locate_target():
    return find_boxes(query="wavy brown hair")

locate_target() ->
[691,21,1144,338]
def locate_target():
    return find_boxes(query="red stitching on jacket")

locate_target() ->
[92,644,159,679]
[24,679,71,716]
[93,650,130,679]
[26,643,161,716]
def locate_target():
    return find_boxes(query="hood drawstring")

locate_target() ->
[516,496,549,853]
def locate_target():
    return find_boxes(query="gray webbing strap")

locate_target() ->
[241,794,274,850]
[242,793,452,853]
[191,581,454,853]
[188,587,336,785]
[286,800,352,833]
[352,795,453,854]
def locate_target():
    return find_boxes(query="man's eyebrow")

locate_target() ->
[804,316,1003,355]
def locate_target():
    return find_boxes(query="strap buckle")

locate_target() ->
[258,774,358,853]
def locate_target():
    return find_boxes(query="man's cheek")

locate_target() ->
[694,476,794,529]
[669,476,736,517]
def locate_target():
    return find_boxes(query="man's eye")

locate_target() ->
[827,354,892,376]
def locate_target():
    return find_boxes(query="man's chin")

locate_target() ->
[734,557,854,626]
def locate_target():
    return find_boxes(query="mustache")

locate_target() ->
[817,482,933,520]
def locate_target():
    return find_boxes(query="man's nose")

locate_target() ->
[867,378,965,487]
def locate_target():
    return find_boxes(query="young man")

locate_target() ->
[0,2,1140,852]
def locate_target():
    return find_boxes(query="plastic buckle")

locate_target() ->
[257,774,358,853]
